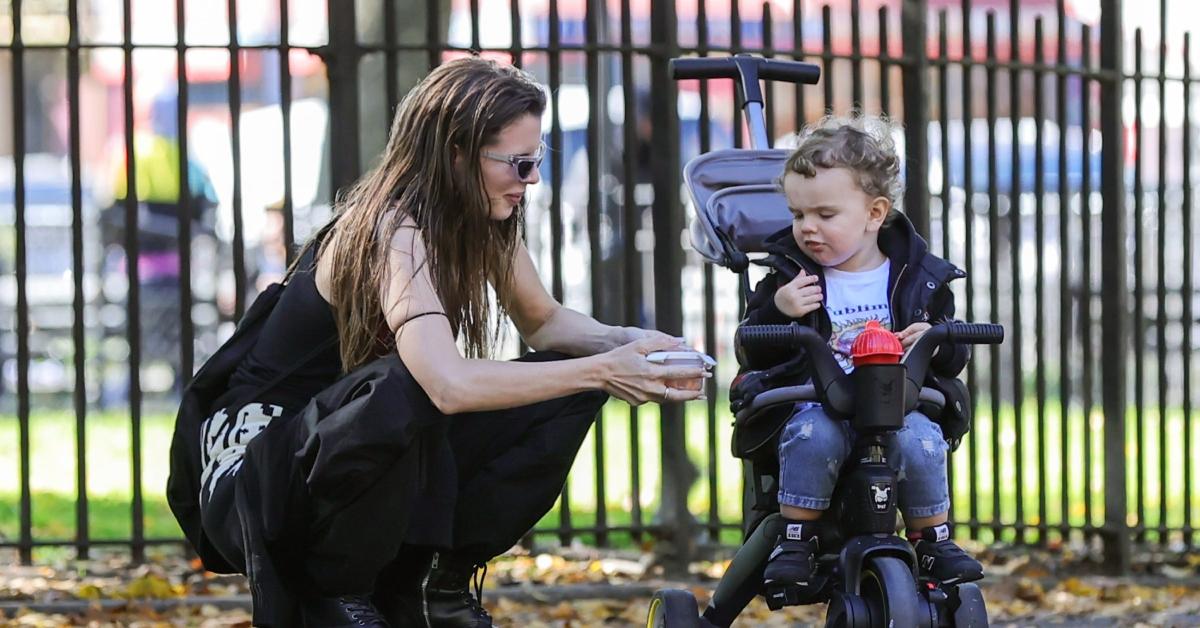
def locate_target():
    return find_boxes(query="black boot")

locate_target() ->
[301,593,390,627]
[390,552,494,627]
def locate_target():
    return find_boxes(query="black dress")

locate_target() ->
[195,245,608,626]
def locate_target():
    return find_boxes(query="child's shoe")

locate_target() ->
[764,519,821,586]
[910,523,984,585]
[763,519,823,609]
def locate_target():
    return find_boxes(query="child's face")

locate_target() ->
[782,168,891,271]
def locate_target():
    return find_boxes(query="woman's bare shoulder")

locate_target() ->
[383,208,426,262]
[315,206,419,300]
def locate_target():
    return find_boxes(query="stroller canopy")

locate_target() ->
[683,148,793,268]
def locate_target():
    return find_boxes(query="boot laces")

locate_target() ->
[338,594,386,625]
[470,563,492,620]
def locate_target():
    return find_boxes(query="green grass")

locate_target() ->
[0,409,177,543]
[2,398,1197,551]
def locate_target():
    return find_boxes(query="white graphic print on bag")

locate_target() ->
[199,402,284,500]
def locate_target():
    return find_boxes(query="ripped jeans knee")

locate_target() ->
[776,404,950,518]
[890,413,950,517]
[777,404,852,510]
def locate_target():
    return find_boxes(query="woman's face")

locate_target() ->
[478,113,543,221]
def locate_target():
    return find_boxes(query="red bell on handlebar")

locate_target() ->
[851,321,903,366]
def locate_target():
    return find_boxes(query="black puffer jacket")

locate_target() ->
[735,212,974,446]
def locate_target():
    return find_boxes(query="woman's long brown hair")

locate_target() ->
[295,57,547,371]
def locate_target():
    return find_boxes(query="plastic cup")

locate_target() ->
[646,350,716,391]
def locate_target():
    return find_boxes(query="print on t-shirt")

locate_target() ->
[823,259,892,372]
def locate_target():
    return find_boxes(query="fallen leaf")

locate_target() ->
[75,583,103,600]
[1015,578,1045,602]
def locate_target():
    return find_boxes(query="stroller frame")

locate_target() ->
[645,54,998,628]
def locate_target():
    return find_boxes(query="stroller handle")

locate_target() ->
[736,321,1004,415]
[670,56,821,87]
[671,55,821,150]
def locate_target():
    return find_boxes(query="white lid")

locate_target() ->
[646,351,717,367]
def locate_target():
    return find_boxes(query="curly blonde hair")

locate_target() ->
[780,113,905,222]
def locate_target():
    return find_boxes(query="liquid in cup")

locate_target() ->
[646,351,717,391]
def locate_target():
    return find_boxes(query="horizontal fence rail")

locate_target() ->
[0,0,1196,575]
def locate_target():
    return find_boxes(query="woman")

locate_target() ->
[196,56,709,627]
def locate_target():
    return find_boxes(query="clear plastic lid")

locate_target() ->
[645,351,717,367]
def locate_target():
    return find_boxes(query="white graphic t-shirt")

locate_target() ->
[823,259,892,372]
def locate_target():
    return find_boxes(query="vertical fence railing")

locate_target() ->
[1099,0,1130,574]
[119,0,146,564]
[961,0,981,542]
[325,2,361,197]
[1055,0,1073,549]
[696,0,721,547]
[618,0,645,545]
[1133,26,1147,547]
[584,0,607,549]
[648,0,692,574]
[1121,0,1196,558]
[985,10,1002,543]
[936,7,954,527]
[1183,31,1194,551]
[1007,0,1027,547]
[1027,14,1046,549]
[900,0,928,234]
[11,0,33,567]
[1082,22,1097,543]
[2,0,1197,574]
[67,0,89,561]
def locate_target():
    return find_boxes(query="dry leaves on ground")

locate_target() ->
[3,544,1200,626]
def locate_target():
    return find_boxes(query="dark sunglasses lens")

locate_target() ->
[516,159,536,180]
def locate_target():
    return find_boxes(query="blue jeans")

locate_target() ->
[778,403,951,518]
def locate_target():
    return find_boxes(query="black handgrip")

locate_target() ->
[670,56,821,85]
[756,58,821,84]
[734,323,853,416]
[946,323,1004,344]
[734,324,802,370]
[670,57,741,80]
[734,324,799,350]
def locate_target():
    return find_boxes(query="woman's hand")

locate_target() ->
[613,326,689,351]
[599,335,711,405]
[774,270,823,319]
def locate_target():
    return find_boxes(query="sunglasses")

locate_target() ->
[481,142,546,182]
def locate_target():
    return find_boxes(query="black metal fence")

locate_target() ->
[1,0,1196,574]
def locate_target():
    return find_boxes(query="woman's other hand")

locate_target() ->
[612,326,689,351]
[600,335,711,406]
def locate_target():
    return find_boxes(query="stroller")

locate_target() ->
[646,55,1002,628]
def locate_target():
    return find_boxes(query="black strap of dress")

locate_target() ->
[245,219,341,399]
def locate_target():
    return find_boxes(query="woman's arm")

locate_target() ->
[504,241,643,355]
[384,228,705,414]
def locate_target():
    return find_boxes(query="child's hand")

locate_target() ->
[896,322,932,349]
[774,270,823,319]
